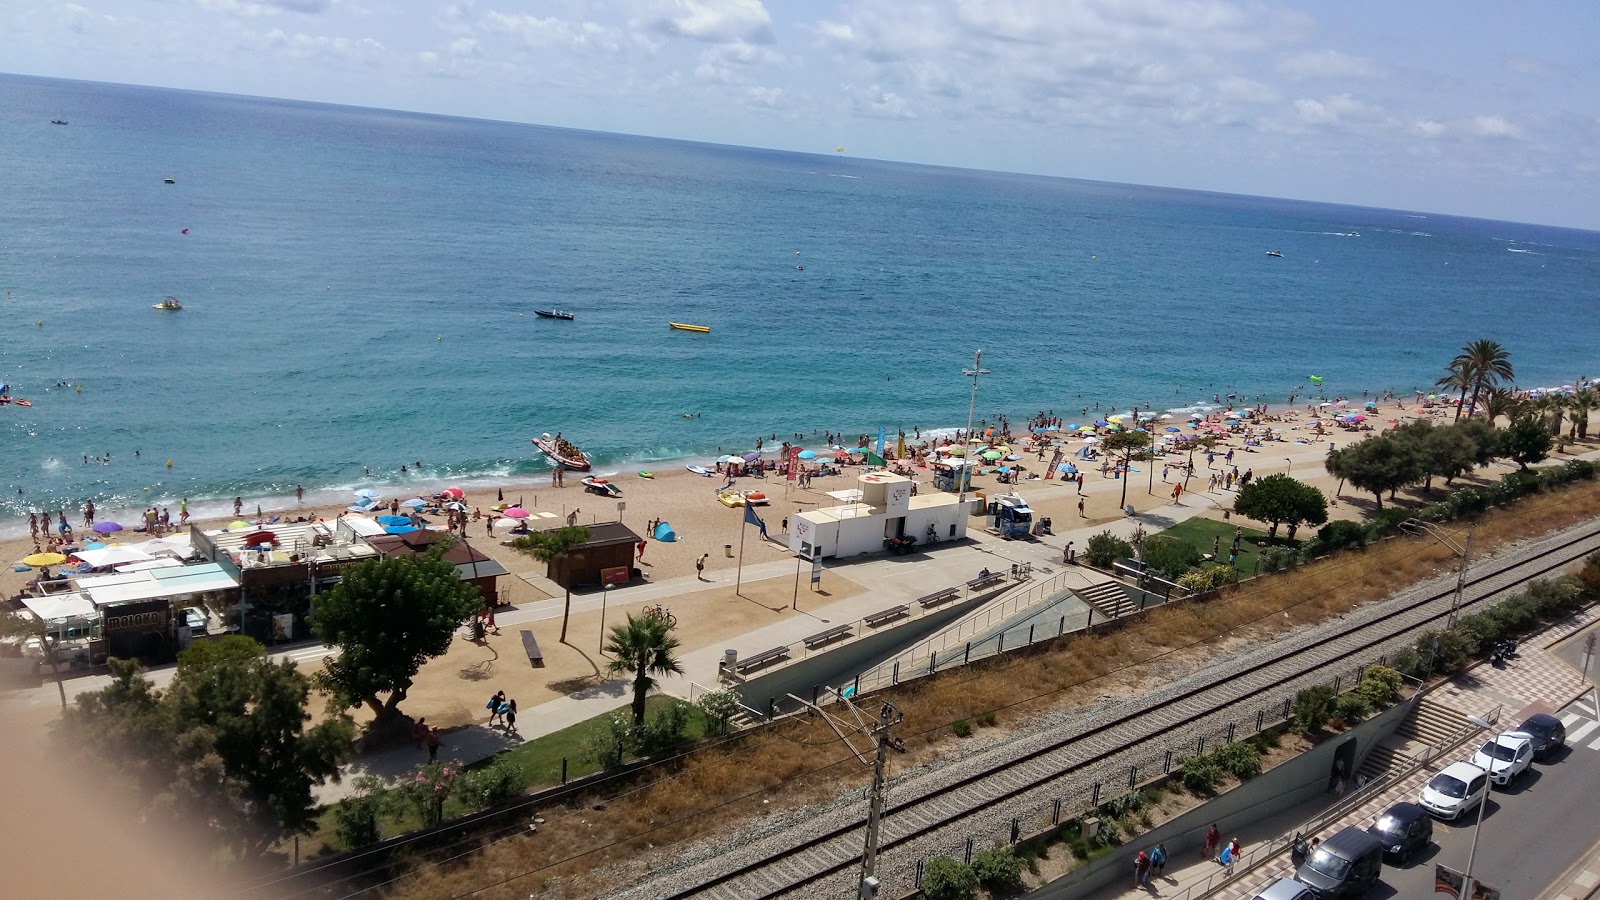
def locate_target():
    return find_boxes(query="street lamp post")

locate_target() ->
[1284,457,1292,475]
[958,350,989,510]
[1462,713,1498,900]
[1402,519,1476,629]
[598,583,612,655]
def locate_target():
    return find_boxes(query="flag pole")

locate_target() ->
[736,513,747,597]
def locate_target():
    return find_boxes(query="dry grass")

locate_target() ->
[384,478,1600,900]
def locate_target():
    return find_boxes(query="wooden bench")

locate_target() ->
[917,587,960,609]
[965,572,1006,592]
[520,629,545,668]
[864,604,910,627]
[801,625,853,649]
[733,646,790,675]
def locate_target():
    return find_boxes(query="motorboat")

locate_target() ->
[50,120,68,126]
[582,477,622,498]
[1265,250,1283,258]
[742,490,769,506]
[152,295,183,310]
[534,310,574,320]
[533,432,591,471]
[669,322,710,333]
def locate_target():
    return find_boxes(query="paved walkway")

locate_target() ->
[1085,606,1600,900]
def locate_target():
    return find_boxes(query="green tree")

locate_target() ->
[311,549,482,725]
[1456,419,1502,468]
[1394,421,1477,491]
[0,610,67,708]
[1232,473,1329,542]
[1479,386,1523,425]
[1085,530,1134,569]
[696,688,743,737]
[1568,387,1597,440]
[1436,359,1473,423]
[604,613,684,728]
[1181,434,1221,490]
[1325,434,1423,509]
[513,525,593,642]
[1502,415,1553,469]
[1139,534,1202,579]
[1102,429,1151,510]
[60,638,352,860]
[1452,339,1515,417]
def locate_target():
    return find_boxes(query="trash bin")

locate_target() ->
[724,543,734,558]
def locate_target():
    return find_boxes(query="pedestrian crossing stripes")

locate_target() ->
[1560,693,1600,751]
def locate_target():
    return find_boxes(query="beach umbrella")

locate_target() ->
[22,552,67,567]
[495,516,523,530]
[1094,420,1109,427]
[227,520,250,530]
[377,515,410,526]
[400,498,426,509]
[996,466,1012,473]
[743,451,761,462]
[797,450,817,459]
[1190,413,1204,420]
[92,521,123,534]
[502,507,529,519]
[1159,413,1173,421]
[442,487,464,499]
[383,524,417,535]
[355,488,380,499]
[1066,424,1082,431]
[946,446,965,456]
[1107,415,1123,423]
[83,542,106,551]
[1082,436,1101,444]
[981,450,1003,460]
[446,501,467,511]
[1165,426,1180,432]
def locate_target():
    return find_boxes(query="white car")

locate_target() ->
[1472,732,1534,787]
[1419,761,1488,820]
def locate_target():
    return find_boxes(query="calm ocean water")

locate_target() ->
[2,74,1597,530]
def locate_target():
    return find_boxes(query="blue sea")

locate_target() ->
[2,73,1597,532]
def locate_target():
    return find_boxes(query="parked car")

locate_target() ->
[1293,826,1384,898]
[1472,733,1534,787]
[1419,761,1488,820]
[1366,801,1433,864]
[1517,713,1566,760]
[1251,876,1314,900]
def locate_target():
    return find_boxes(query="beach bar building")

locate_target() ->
[366,530,509,604]
[789,472,971,560]
[193,518,382,641]
[545,522,643,589]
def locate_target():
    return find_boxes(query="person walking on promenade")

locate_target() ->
[504,699,518,736]
[696,553,708,580]
[1203,823,1220,861]
[1133,849,1150,887]
[1078,496,1086,518]
[1150,842,1167,876]
[426,726,441,762]
[487,691,506,726]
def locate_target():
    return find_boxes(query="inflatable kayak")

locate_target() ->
[639,471,654,479]
[686,465,713,476]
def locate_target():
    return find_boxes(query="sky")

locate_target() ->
[7,0,1599,229]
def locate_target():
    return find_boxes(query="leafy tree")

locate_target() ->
[332,775,395,850]
[60,638,353,860]
[695,688,743,737]
[1233,473,1328,541]
[0,610,67,708]
[604,613,684,727]
[1085,530,1134,569]
[1139,534,1201,579]
[1290,684,1336,733]
[457,759,530,811]
[513,525,592,642]
[1502,415,1553,469]
[312,549,482,724]
[1325,434,1423,509]
[1181,434,1221,490]
[1456,419,1502,468]
[1102,429,1151,510]
[1452,339,1515,417]
[1394,421,1477,491]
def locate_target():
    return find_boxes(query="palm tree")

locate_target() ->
[1436,360,1473,422]
[1480,387,1523,425]
[604,614,683,727]
[1452,339,1515,417]
[1569,387,1597,440]
[513,525,591,642]
[1542,393,1571,437]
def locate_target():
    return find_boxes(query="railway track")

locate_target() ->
[633,522,1600,900]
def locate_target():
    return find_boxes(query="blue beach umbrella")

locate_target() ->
[797,450,817,459]
[1094,420,1109,427]
[377,515,410,526]
[400,498,426,509]
[1066,424,1082,431]
[1165,426,1180,432]
[383,524,417,535]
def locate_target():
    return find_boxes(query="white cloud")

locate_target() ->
[648,0,774,45]
[260,28,384,62]
[1469,114,1522,139]
[484,12,622,54]
[1277,49,1384,80]
[744,85,782,108]
[196,0,331,17]
[856,87,914,119]
[1414,119,1446,138]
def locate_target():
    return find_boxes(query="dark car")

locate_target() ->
[1518,713,1566,760]
[1295,826,1384,898]
[1366,801,1433,864]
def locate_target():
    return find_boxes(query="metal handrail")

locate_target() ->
[872,567,1077,671]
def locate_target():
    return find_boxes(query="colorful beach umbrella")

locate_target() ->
[22,552,66,567]
[946,446,965,456]
[1165,426,1180,432]
[227,520,250,530]
[797,450,817,459]
[92,521,123,534]
[502,507,529,519]
[982,450,1003,460]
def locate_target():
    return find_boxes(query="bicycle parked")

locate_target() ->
[642,604,677,628]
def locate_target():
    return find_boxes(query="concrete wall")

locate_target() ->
[1035,694,1415,899]
[732,594,993,714]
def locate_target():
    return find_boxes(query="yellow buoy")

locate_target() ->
[166,459,173,469]
[75,385,82,393]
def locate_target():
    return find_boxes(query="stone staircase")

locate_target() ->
[1359,696,1472,781]
[1077,580,1139,620]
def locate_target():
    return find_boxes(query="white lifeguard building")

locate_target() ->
[789,472,972,560]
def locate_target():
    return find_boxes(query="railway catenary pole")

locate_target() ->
[858,701,902,899]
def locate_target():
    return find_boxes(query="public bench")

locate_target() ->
[801,625,853,649]
[520,629,544,668]
[917,587,961,608]
[864,604,911,627]
[965,572,1006,592]
[733,645,790,675]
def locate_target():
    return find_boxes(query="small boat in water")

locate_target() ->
[533,432,591,471]
[152,295,183,310]
[1265,250,1283,258]
[534,310,574,320]
[50,120,68,126]
[669,322,710,333]
[582,477,623,498]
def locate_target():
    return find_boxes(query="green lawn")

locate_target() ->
[1156,517,1294,576]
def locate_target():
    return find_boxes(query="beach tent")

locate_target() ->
[652,521,677,543]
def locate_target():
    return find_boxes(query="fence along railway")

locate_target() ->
[632,522,1600,900]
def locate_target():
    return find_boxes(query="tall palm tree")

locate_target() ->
[1480,387,1523,425]
[513,525,592,642]
[1452,339,1515,417]
[1569,387,1597,440]
[1436,361,1473,422]
[1541,393,1571,437]
[604,614,683,727]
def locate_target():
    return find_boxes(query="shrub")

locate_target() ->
[581,712,635,770]
[978,710,999,727]
[972,845,1026,892]
[1257,546,1298,574]
[1140,535,1202,579]
[922,855,979,900]
[399,761,462,828]
[1356,666,1403,706]
[1334,691,1373,724]
[638,700,691,753]
[1177,565,1233,593]
[1291,685,1337,733]
[1317,520,1368,551]
[1211,741,1263,780]
[457,759,530,811]
[1392,647,1428,680]
[952,718,973,738]
[696,688,742,737]
[1177,754,1224,793]
[1086,531,1135,569]
[332,775,393,850]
